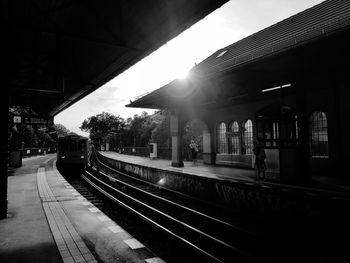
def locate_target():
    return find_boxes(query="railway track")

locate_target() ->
[81,155,288,263]
[62,169,200,262]
[59,154,350,263]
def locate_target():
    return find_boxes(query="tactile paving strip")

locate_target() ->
[37,168,97,263]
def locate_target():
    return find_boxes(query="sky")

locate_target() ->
[55,0,325,137]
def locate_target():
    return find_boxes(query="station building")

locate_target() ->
[127,0,350,184]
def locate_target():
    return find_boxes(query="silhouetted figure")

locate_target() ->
[253,138,266,180]
[189,139,199,165]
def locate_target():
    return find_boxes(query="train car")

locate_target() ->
[56,134,88,171]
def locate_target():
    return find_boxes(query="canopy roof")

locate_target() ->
[127,0,350,110]
[6,0,228,116]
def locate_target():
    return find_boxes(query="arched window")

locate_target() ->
[309,111,329,158]
[217,122,228,153]
[229,121,240,154]
[242,119,253,154]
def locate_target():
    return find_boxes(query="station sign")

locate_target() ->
[12,115,54,125]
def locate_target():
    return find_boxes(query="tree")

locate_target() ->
[151,110,170,148]
[15,124,59,149]
[13,125,35,149]
[9,106,69,149]
[37,128,56,148]
[125,111,157,147]
[80,112,125,147]
[53,124,70,137]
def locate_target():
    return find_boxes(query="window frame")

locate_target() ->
[229,121,240,154]
[241,119,253,155]
[216,122,228,153]
[309,111,329,158]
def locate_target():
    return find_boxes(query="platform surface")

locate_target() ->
[100,151,257,181]
[0,154,165,263]
[99,151,350,195]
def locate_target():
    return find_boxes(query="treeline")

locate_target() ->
[80,110,205,160]
[9,108,171,151]
[10,123,71,150]
[10,108,203,157]
[79,110,171,149]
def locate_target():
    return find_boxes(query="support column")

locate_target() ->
[295,81,311,185]
[0,90,9,220]
[332,82,341,177]
[170,112,183,167]
[202,125,215,164]
[0,11,9,219]
[337,82,350,177]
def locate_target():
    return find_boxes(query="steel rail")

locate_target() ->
[90,160,252,234]
[82,168,258,262]
[82,171,224,262]
[94,154,228,208]
[93,155,258,237]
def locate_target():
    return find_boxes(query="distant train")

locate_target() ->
[56,134,88,170]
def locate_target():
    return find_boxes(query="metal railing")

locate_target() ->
[109,146,206,161]
[20,147,57,158]
[111,146,172,160]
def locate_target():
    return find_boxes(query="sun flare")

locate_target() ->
[177,69,189,79]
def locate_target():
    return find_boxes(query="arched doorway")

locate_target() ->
[182,118,211,163]
[255,102,298,181]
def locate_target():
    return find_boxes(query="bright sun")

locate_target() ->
[177,69,189,79]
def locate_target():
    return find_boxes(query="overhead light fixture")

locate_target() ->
[261,86,281,93]
[281,83,292,88]
[27,88,63,94]
[216,50,228,58]
[261,83,292,93]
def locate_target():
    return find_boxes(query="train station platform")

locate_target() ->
[100,151,257,182]
[98,151,350,196]
[0,154,165,263]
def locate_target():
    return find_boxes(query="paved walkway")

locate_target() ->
[0,154,165,263]
[0,155,62,263]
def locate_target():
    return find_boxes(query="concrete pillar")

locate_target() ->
[203,132,211,153]
[202,130,215,164]
[170,113,183,167]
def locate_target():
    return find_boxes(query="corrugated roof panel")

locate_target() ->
[194,0,350,76]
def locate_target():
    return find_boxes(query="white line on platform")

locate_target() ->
[108,225,124,233]
[97,215,110,222]
[145,257,166,263]
[88,207,100,213]
[123,238,144,249]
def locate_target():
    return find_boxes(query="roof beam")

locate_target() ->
[10,0,80,24]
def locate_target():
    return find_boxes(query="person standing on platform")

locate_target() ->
[189,139,199,165]
[253,138,266,180]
